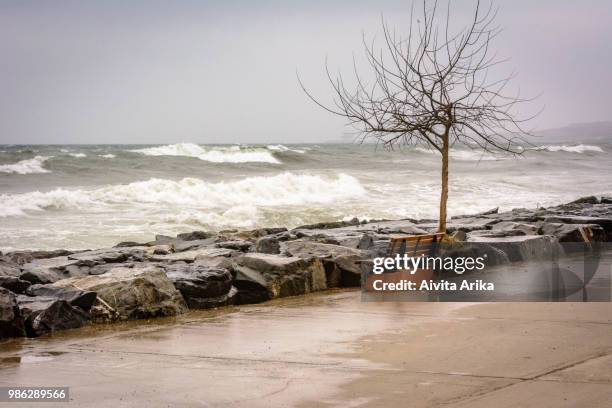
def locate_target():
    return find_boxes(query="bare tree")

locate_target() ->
[300,0,537,233]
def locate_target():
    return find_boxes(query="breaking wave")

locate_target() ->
[0,156,51,175]
[0,172,366,218]
[536,144,604,153]
[99,154,116,159]
[68,153,87,158]
[131,142,281,164]
[267,144,306,154]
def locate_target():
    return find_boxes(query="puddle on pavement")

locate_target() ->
[0,351,66,366]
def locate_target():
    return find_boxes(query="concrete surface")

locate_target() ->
[0,290,610,407]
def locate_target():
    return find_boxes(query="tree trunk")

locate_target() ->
[438,130,450,233]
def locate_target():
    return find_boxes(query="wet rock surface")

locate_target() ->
[0,287,26,338]
[16,295,89,337]
[1,196,611,339]
[163,263,234,309]
[51,266,187,322]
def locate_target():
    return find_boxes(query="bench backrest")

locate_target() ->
[386,232,445,258]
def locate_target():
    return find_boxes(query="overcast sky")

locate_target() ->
[1,0,611,144]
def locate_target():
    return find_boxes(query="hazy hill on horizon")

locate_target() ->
[535,121,612,144]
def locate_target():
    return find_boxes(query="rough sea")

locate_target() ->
[0,140,610,250]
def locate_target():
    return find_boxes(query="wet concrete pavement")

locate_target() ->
[0,290,610,407]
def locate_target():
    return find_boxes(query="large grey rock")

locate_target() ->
[281,240,367,287]
[26,284,97,311]
[173,238,216,252]
[0,260,21,277]
[491,221,539,235]
[568,196,600,205]
[357,234,375,250]
[68,248,146,265]
[163,263,234,309]
[539,222,606,242]
[176,231,216,241]
[20,256,90,284]
[451,207,499,219]
[232,253,326,303]
[148,248,234,263]
[439,243,510,270]
[467,234,562,262]
[295,218,362,230]
[421,217,500,233]
[0,287,26,338]
[215,240,252,252]
[52,266,187,322]
[543,216,612,238]
[255,236,280,254]
[17,295,89,337]
[2,250,73,266]
[0,276,31,294]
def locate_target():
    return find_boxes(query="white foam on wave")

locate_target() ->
[99,154,116,159]
[131,143,281,164]
[0,172,366,218]
[267,144,306,154]
[0,156,51,175]
[537,144,604,153]
[68,153,87,158]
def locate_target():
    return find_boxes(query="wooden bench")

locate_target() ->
[364,232,445,293]
[386,232,446,258]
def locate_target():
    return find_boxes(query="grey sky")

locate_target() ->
[1,0,610,144]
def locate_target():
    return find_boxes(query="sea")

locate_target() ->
[0,141,610,250]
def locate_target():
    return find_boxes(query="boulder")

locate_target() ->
[215,240,252,252]
[233,227,288,240]
[569,196,600,205]
[281,240,367,287]
[113,241,146,248]
[439,243,510,270]
[0,260,21,277]
[444,217,502,233]
[232,253,327,303]
[173,238,216,252]
[451,207,499,219]
[491,221,539,235]
[148,247,234,263]
[20,256,89,284]
[295,219,361,230]
[163,263,234,309]
[467,234,562,262]
[0,287,26,338]
[0,276,31,294]
[68,248,146,265]
[26,284,97,311]
[1,250,73,266]
[51,266,187,322]
[538,223,606,253]
[255,236,280,254]
[357,233,375,250]
[176,231,216,241]
[543,216,612,239]
[17,295,89,337]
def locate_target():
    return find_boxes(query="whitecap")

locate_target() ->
[537,144,604,153]
[0,156,51,175]
[131,143,281,164]
[267,144,306,154]
[0,172,366,218]
[99,154,116,159]
[68,153,87,158]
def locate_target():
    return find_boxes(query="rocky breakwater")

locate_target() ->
[1,196,612,339]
